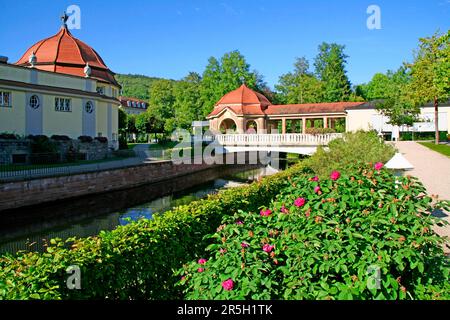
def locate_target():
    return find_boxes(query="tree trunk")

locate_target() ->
[434,96,439,145]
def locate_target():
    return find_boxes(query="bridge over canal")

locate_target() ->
[214,133,343,155]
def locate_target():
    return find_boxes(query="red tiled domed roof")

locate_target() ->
[216,84,271,107]
[15,26,119,86]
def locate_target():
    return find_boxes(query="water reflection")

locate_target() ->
[0,164,283,255]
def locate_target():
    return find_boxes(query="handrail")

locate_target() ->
[214,133,343,146]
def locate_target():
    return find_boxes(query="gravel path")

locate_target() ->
[394,141,450,252]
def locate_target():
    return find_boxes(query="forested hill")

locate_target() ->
[116,74,173,101]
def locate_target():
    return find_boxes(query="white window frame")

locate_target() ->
[55,97,72,112]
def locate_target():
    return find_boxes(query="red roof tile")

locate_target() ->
[15,26,118,86]
[207,85,366,118]
[266,102,365,115]
[216,84,271,107]
[119,97,148,109]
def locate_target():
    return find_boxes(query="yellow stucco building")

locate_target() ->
[0,16,121,149]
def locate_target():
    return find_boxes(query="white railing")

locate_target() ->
[215,133,343,146]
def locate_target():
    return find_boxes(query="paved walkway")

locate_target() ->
[394,141,450,252]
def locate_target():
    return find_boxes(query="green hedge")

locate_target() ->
[0,164,306,300]
[400,131,448,141]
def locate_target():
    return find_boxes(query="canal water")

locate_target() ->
[0,164,286,255]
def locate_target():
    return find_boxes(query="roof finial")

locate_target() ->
[239,76,246,86]
[84,62,91,78]
[61,11,69,27]
[28,51,37,68]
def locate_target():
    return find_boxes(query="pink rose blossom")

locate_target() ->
[260,209,272,217]
[222,279,234,291]
[314,186,321,193]
[374,162,384,171]
[311,176,319,181]
[198,268,204,273]
[294,197,306,207]
[219,248,227,254]
[262,244,275,253]
[330,171,341,181]
[198,258,207,265]
[181,276,186,281]
[280,205,289,214]
[241,242,249,248]
[236,220,243,225]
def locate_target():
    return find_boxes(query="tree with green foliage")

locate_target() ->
[369,67,419,127]
[314,43,351,102]
[135,112,163,139]
[118,108,128,135]
[147,79,176,135]
[126,114,137,135]
[115,74,164,100]
[275,57,324,104]
[173,72,203,129]
[199,51,267,117]
[363,73,392,100]
[407,30,450,144]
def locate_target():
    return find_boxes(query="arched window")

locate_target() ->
[219,118,237,134]
[246,120,258,134]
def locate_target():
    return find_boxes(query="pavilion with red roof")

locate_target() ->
[207,84,365,134]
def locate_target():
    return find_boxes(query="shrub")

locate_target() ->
[94,137,108,144]
[28,135,58,154]
[178,166,450,300]
[400,131,447,141]
[0,163,306,300]
[50,135,71,141]
[305,131,395,177]
[0,133,18,140]
[77,136,93,143]
[305,128,336,135]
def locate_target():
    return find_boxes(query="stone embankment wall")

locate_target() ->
[0,160,260,212]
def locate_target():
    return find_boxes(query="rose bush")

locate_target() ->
[177,166,449,300]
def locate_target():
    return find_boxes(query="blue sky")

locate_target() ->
[0,0,449,89]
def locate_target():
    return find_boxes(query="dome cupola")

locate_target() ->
[15,13,119,86]
[216,84,271,107]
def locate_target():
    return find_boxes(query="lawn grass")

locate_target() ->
[127,143,148,149]
[419,142,450,157]
[148,140,180,150]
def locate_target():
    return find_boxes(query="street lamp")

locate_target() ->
[385,152,414,179]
